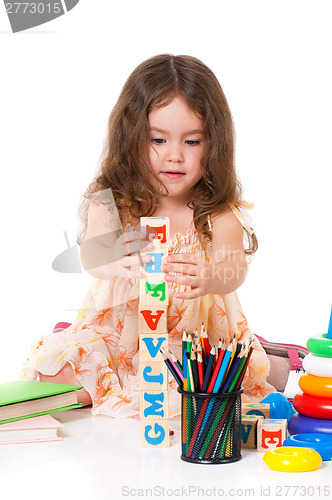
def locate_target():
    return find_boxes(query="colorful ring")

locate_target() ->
[263,447,322,472]
[288,413,332,435]
[283,433,332,461]
[303,353,332,377]
[299,373,332,398]
[293,391,332,419]
[307,333,332,358]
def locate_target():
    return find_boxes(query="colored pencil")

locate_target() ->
[220,348,244,392]
[201,323,211,360]
[190,350,199,393]
[201,347,216,393]
[206,343,226,393]
[168,351,183,374]
[186,332,193,360]
[197,351,204,391]
[160,350,183,388]
[186,352,195,393]
[182,329,187,363]
[182,348,188,391]
[234,345,254,391]
[161,348,184,383]
[213,343,233,392]
[193,343,233,448]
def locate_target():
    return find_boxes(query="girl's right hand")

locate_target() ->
[110,229,152,279]
[80,228,152,280]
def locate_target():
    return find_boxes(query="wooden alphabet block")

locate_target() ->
[138,305,167,334]
[140,249,168,278]
[257,419,287,452]
[139,276,169,306]
[139,333,168,362]
[141,418,170,448]
[242,403,270,419]
[139,361,168,391]
[140,390,169,420]
[140,217,170,249]
[241,415,263,449]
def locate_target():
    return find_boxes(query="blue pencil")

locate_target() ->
[220,349,243,392]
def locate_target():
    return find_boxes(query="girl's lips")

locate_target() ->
[161,172,185,179]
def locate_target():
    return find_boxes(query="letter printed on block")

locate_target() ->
[140,390,169,419]
[141,419,170,448]
[139,334,169,362]
[138,305,167,333]
[139,278,168,306]
[140,217,170,249]
[139,362,168,391]
[257,419,287,452]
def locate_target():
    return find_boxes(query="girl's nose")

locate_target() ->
[167,144,184,163]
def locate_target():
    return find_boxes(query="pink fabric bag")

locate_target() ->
[256,335,308,392]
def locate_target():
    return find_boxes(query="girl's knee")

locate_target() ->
[39,363,92,407]
[39,362,76,385]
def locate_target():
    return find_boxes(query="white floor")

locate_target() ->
[1,408,331,500]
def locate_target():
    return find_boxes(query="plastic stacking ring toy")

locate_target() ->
[307,333,332,358]
[283,433,332,461]
[263,447,322,472]
[293,391,332,419]
[261,392,296,421]
[303,353,332,378]
[298,373,332,398]
[288,413,332,435]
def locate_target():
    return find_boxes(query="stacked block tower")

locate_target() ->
[139,217,170,447]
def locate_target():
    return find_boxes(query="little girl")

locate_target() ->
[21,54,275,417]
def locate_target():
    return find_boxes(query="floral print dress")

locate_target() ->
[21,227,275,417]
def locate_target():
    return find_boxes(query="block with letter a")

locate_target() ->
[138,305,167,334]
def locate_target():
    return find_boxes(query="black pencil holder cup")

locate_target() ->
[177,387,243,464]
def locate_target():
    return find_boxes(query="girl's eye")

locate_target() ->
[185,140,200,146]
[151,138,165,144]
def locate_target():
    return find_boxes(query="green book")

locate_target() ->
[0,381,84,425]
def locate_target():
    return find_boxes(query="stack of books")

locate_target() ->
[0,381,83,444]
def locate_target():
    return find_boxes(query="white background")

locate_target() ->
[0,0,331,384]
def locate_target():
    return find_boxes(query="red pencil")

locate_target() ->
[201,323,211,359]
[206,343,226,393]
[197,351,204,391]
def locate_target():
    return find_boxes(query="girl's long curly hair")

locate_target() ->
[77,54,257,254]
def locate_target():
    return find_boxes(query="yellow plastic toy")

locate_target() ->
[263,447,322,472]
[299,373,332,398]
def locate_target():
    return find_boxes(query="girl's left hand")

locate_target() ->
[162,254,212,299]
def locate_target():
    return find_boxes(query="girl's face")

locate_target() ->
[148,96,205,205]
